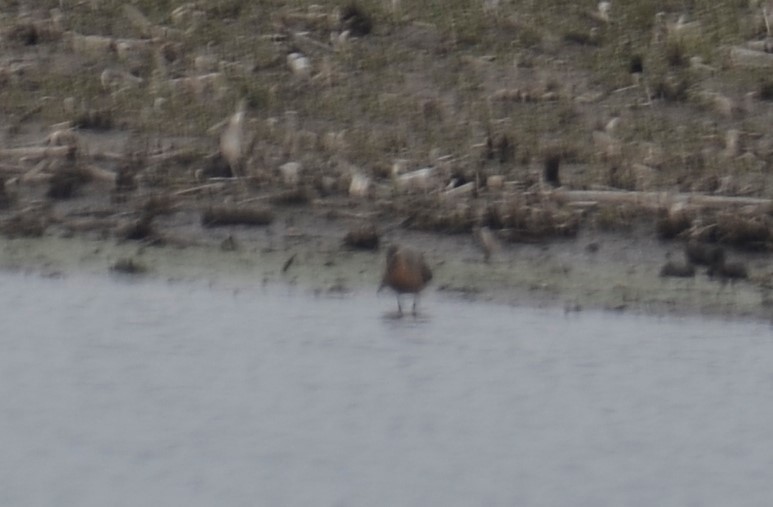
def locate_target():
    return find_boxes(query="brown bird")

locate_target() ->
[378,245,433,315]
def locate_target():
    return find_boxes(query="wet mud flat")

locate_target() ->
[1,194,772,323]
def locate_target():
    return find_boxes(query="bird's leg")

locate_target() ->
[396,295,403,315]
[412,294,419,316]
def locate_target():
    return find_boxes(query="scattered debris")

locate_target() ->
[282,253,297,273]
[714,213,770,250]
[484,198,579,242]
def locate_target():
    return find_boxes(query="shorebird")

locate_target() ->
[378,245,433,315]
[473,225,500,263]
[220,99,247,178]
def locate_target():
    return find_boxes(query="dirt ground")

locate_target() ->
[1,1,773,321]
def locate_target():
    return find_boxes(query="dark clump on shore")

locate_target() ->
[6,22,40,45]
[47,168,91,200]
[110,258,147,275]
[118,214,157,242]
[0,210,48,238]
[543,153,561,188]
[485,133,514,164]
[340,3,372,37]
[660,261,696,278]
[343,224,380,250]
[683,240,749,283]
[0,177,11,209]
[684,241,725,267]
[114,164,139,196]
[201,153,234,179]
[269,187,313,206]
[656,209,692,239]
[72,108,113,130]
[201,206,274,227]
[708,261,748,282]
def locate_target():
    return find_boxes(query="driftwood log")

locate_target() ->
[552,189,771,211]
[0,146,73,160]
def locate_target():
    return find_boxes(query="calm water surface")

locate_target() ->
[0,272,771,506]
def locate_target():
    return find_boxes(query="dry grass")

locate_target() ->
[1,0,773,246]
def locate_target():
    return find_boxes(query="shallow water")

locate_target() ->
[0,272,771,507]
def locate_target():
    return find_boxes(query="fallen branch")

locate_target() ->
[83,165,116,184]
[552,189,772,211]
[0,146,72,160]
[291,31,334,53]
[172,183,226,196]
[123,4,181,39]
[728,46,773,68]
[0,163,28,173]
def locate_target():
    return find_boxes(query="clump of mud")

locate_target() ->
[110,258,147,275]
[656,206,693,239]
[72,109,113,130]
[269,187,313,206]
[118,214,157,242]
[202,206,274,227]
[343,223,380,250]
[660,261,696,278]
[708,261,748,282]
[684,240,725,267]
[340,3,372,37]
[0,177,11,209]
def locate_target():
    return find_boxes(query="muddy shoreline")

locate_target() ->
[2,200,771,323]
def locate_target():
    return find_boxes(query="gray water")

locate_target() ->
[0,272,771,507]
